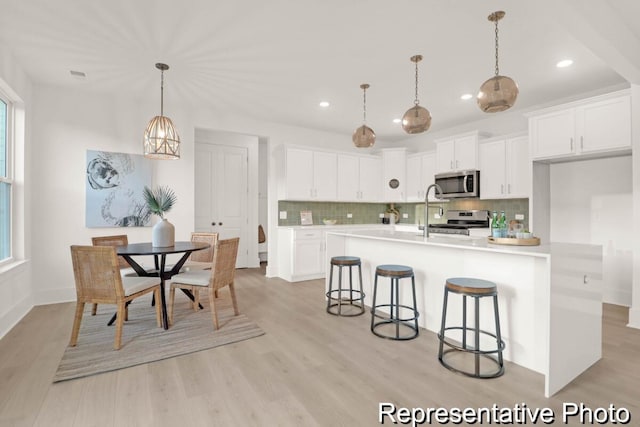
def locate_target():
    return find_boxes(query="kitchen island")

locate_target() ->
[325,229,602,397]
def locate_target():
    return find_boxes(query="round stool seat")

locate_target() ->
[375,264,414,278]
[331,256,361,266]
[446,277,497,296]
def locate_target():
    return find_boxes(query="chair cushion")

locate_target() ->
[122,276,161,296]
[170,270,210,287]
[121,267,158,278]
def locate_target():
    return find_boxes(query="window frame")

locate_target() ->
[0,88,13,265]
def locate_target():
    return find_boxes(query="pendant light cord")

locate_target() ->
[362,86,367,124]
[160,69,165,117]
[414,59,420,106]
[494,19,500,77]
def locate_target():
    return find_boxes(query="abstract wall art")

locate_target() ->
[85,150,152,227]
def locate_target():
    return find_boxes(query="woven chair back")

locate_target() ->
[70,245,124,303]
[210,238,239,291]
[188,232,218,263]
[91,234,130,269]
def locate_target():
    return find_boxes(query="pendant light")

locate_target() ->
[143,63,180,159]
[352,83,376,148]
[402,55,431,134]
[477,11,519,113]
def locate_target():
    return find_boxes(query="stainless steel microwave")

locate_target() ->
[434,170,480,198]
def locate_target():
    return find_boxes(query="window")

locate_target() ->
[0,93,11,263]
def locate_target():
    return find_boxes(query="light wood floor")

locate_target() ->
[1,266,639,426]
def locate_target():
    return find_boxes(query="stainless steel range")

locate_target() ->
[428,210,490,236]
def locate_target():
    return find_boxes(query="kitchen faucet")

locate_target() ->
[423,183,445,238]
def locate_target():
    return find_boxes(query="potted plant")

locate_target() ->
[143,185,177,247]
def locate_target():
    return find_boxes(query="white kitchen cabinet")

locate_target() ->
[279,148,337,200]
[337,154,382,202]
[479,135,530,199]
[406,152,437,202]
[529,91,631,161]
[381,148,407,202]
[277,228,324,282]
[435,132,479,173]
[277,225,387,282]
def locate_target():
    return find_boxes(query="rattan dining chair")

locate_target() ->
[91,234,130,316]
[69,245,162,350]
[168,237,240,330]
[166,232,219,272]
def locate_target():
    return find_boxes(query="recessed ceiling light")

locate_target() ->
[393,118,402,124]
[460,93,473,100]
[556,59,573,68]
[319,101,330,108]
[70,70,86,79]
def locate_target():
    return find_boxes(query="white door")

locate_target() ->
[195,143,248,267]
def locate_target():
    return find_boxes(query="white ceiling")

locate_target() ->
[0,0,638,141]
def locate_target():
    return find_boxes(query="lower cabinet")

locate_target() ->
[277,225,386,282]
[278,228,326,282]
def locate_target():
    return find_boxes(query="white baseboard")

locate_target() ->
[603,289,632,307]
[628,307,640,329]
[34,287,76,306]
[0,295,33,339]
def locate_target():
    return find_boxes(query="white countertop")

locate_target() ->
[327,228,552,258]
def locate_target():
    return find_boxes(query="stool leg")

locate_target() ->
[475,296,480,376]
[438,289,449,360]
[493,294,504,367]
[394,278,400,339]
[411,275,418,334]
[462,295,467,350]
[370,273,379,331]
[348,265,354,303]
[326,264,334,313]
[358,264,365,312]
[337,265,343,315]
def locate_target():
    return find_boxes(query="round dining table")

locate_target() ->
[116,241,210,330]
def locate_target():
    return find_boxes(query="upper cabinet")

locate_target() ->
[529,91,631,161]
[336,154,382,202]
[435,131,480,173]
[479,135,530,200]
[277,147,337,200]
[406,152,436,202]
[381,148,407,202]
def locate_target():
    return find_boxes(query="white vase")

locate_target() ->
[152,218,175,247]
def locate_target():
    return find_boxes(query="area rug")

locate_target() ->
[53,295,264,382]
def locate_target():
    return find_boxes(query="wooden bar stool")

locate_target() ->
[370,264,419,340]
[438,277,505,378]
[326,256,365,316]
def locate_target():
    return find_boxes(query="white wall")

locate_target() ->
[550,156,633,305]
[22,81,378,306]
[0,44,33,337]
[629,84,640,328]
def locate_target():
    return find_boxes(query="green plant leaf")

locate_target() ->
[143,185,177,219]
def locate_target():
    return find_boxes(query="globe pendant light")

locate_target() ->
[402,55,431,134]
[144,63,180,159]
[477,11,519,113]
[352,83,376,148]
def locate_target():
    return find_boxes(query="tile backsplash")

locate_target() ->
[278,198,529,229]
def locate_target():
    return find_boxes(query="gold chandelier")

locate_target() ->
[143,63,180,159]
[477,11,519,113]
[352,83,376,148]
[402,55,431,134]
